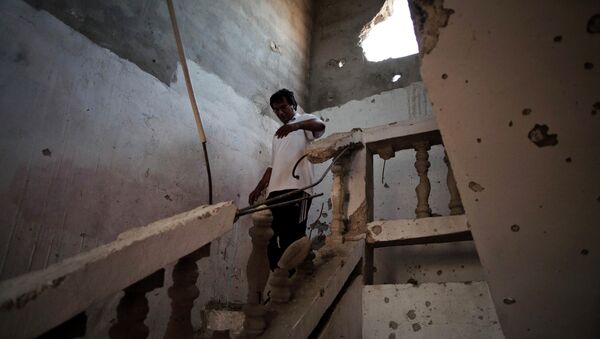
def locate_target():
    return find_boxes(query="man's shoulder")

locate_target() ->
[294,113,319,122]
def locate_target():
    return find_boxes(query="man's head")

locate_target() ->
[270,89,297,123]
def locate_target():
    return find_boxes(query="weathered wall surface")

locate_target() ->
[419,0,600,338]
[23,0,312,118]
[308,83,484,285]
[308,0,422,111]
[0,0,312,335]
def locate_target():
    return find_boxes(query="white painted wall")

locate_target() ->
[0,0,280,336]
[308,84,484,285]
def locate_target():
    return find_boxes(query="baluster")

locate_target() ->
[243,208,274,336]
[109,269,165,339]
[444,151,465,215]
[270,236,311,304]
[328,159,347,244]
[413,141,432,218]
[164,244,211,339]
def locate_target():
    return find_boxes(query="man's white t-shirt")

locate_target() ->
[268,113,324,195]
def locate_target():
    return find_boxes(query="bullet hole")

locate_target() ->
[511,224,520,232]
[581,249,589,255]
[465,79,469,83]
[503,297,516,305]
[474,198,479,202]
[269,41,281,54]
[152,59,156,63]
[587,14,600,34]
[425,301,431,307]
[441,73,448,79]
[392,74,402,82]
[565,157,572,163]
[412,323,422,332]
[522,108,532,115]
[478,315,484,320]
[389,321,399,329]
[468,181,485,192]
[476,138,482,143]
[428,320,433,325]
[528,124,558,147]
[407,310,417,320]
[508,120,513,127]
[384,297,390,303]
[338,59,346,68]
[372,225,382,235]
[164,194,172,201]
[371,99,376,103]
[42,148,52,156]
[553,35,562,42]
[584,62,594,70]
[384,183,390,188]
[436,270,442,275]
[407,278,418,285]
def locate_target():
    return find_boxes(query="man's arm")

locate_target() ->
[249,167,272,204]
[275,117,326,138]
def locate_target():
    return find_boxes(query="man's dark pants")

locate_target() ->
[266,189,311,271]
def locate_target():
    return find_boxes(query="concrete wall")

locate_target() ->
[418,0,600,338]
[0,0,312,335]
[23,0,313,119]
[308,83,484,285]
[308,0,422,111]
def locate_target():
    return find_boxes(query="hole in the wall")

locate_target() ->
[441,73,448,79]
[503,297,516,305]
[587,14,600,34]
[391,74,402,82]
[359,0,419,62]
[528,124,558,147]
[511,224,520,232]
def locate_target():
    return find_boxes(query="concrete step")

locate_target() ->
[366,215,471,247]
[363,281,504,339]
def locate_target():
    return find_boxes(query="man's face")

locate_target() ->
[271,98,295,124]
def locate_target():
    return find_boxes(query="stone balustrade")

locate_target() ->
[0,202,236,339]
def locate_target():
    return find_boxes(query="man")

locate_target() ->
[249,89,326,271]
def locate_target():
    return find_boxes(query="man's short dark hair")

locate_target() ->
[270,89,298,110]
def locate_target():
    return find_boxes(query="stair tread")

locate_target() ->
[366,214,470,246]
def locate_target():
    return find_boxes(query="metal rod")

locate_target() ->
[238,146,352,213]
[167,0,213,204]
[236,193,323,217]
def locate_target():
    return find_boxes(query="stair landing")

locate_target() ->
[363,281,504,339]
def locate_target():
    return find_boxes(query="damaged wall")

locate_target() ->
[418,0,600,337]
[0,0,313,335]
[308,0,422,111]
[308,83,484,286]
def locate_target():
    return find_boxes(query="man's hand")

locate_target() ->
[275,123,298,138]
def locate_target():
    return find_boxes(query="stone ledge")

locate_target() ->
[366,214,470,245]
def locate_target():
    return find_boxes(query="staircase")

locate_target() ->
[306,117,505,339]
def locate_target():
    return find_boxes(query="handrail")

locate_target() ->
[0,202,236,339]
